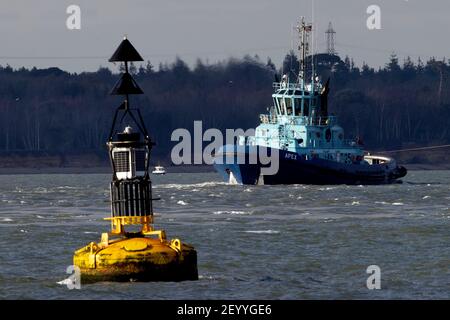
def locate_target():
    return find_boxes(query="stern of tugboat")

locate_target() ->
[364,154,407,182]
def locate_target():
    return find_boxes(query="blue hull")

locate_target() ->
[213,145,407,185]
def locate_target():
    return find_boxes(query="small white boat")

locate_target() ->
[152,165,166,175]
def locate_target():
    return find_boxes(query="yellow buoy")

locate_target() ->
[74,229,198,283]
[72,36,198,283]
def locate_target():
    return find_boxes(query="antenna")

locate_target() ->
[296,18,312,90]
[311,0,315,91]
[325,22,336,55]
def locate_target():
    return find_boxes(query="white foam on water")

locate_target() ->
[244,188,252,192]
[34,187,49,194]
[392,202,404,206]
[422,196,431,199]
[198,274,225,281]
[56,186,77,190]
[1,218,13,222]
[83,231,97,234]
[57,277,74,286]
[351,201,360,206]
[157,181,227,190]
[20,229,28,233]
[208,193,222,198]
[177,200,188,206]
[244,230,279,234]
[375,201,388,205]
[213,210,250,215]
[36,215,45,219]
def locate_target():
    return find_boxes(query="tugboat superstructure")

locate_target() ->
[213,18,407,185]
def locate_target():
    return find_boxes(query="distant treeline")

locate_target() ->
[0,52,449,162]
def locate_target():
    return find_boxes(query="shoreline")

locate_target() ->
[0,163,449,175]
[0,165,216,175]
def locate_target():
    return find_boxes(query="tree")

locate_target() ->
[266,57,276,72]
[386,53,401,73]
[145,61,154,74]
[281,50,299,80]
[361,62,374,76]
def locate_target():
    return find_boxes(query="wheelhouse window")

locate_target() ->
[293,97,301,116]
[273,98,281,114]
[285,98,293,115]
[278,98,286,115]
[303,99,310,116]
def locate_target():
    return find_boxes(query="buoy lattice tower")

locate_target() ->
[73,37,198,283]
[106,36,155,237]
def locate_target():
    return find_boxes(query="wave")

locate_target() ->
[213,210,251,215]
[244,230,279,234]
[198,274,228,281]
[155,181,227,189]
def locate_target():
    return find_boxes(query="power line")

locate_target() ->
[378,144,450,153]
[0,46,291,61]
[335,41,445,60]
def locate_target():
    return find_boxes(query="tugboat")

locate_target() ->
[152,165,166,175]
[213,19,407,185]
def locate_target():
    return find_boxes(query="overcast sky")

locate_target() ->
[0,0,448,73]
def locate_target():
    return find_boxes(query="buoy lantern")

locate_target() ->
[73,37,198,283]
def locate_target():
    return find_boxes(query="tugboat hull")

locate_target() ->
[213,145,407,185]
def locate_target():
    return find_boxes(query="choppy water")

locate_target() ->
[0,171,449,299]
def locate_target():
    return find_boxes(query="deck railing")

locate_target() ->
[273,82,299,90]
[259,114,338,126]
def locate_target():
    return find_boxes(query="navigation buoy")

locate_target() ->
[73,37,198,283]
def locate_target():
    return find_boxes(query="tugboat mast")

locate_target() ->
[296,18,313,91]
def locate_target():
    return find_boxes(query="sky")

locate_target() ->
[0,0,448,73]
